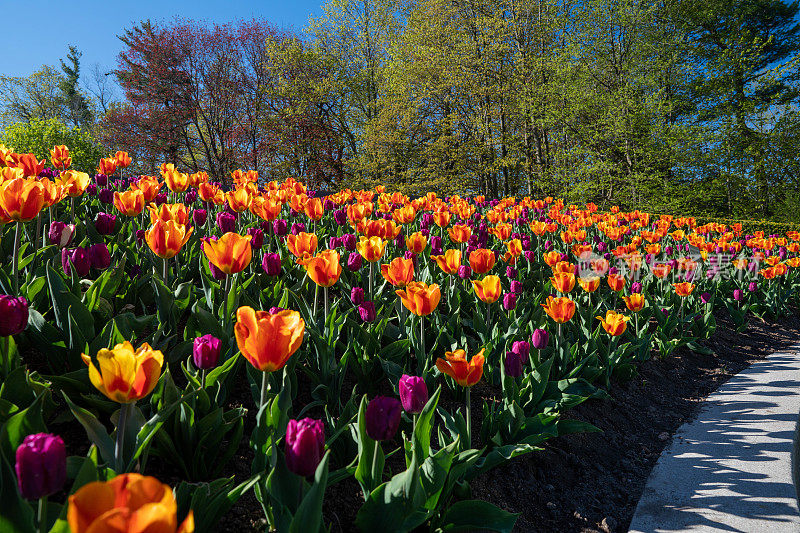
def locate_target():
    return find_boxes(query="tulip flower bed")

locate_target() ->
[1,148,800,533]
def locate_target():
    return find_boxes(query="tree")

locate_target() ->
[1,118,102,173]
[58,46,94,130]
[0,66,66,130]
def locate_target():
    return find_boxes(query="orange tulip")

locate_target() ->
[396,281,441,316]
[405,231,427,254]
[469,248,496,274]
[163,168,189,193]
[97,157,117,176]
[203,233,253,275]
[357,236,387,262]
[503,239,523,263]
[433,211,451,228]
[9,153,45,177]
[0,178,45,222]
[287,232,318,263]
[651,263,672,279]
[148,203,190,226]
[113,189,145,217]
[145,219,193,259]
[435,349,485,387]
[68,473,194,533]
[131,177,163,202]
[226,187,253,212]
[607,274,625,292]
[488,223,512,241]
[543,251,562,268]
[622,293,645,313]
[550,272,576,293]
[50,145,71,169]
[381,257,415,287]
[541,296,576,323]
[472,275,502,303]
[596,310,630,336]
[251,196,282,221]
[305,249,342,287]
[578,276,600,293]
[235,307,305,372]
[57,170,91,197]
[673,282,695,297]
[81,342,163,403]
[39,178,64,208]
[432,249,462,275]
[114,150,132,168]
[448,224,472,244]
[304,197,324,221]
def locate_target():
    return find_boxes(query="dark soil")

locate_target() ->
[470,310,800,532]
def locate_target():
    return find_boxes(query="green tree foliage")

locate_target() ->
[0,118,103,173]
[58,45,94,131]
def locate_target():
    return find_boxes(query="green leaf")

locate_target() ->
[437,499,518,532]
[289,451,330,533]
[62,392,115,466]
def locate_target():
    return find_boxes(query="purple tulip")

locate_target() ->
[86,183,97,196]
[88,243,111,270]
[290,222,306,235]
[503,293,517,311]
[733,289,743,301]
[154,192,167,205]
[273,219,288,236]
[510,280,523,294]
[95,173,108,187]
[247,228,264,250]
[333,209,347,226]
[531,328,549,350]
[185,190,198,204]
[700,292,712,304]
[506,266,517,279]
[358,301,376,323]
[216,211,236,233]
[347,252,362,271]
[0,295,28,336]
[15,433,66,500]
[341,233,356,251]
[748,281,757,292]
[351,287,365,305]
[61,248,91,277]
[285,418,325,477]
[398,375,428,414]
[208,261,227,281]
[193,334,221,370]
[135,229,146,247]
[328,236,342,249]
[458,265,472,279]
[98,188,114,204]
[505,351,524,378]
[192,209,208,227]
[631,282,642,294]
[512,341,530,362]
[269,306,285,314]
[48,221,75,248]
[262,253,281,276]
[366,396,402,441]
[94,212,117,235]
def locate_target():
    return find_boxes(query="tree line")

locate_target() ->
[1,0,799,220]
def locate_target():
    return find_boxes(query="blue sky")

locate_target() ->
[0,0,324,78]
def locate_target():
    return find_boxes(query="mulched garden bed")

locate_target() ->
[471,310,800,532]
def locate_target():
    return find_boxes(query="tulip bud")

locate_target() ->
[365,396,402,441]
[0,295,29,336]
[748,282,757,292]
[329,236,341,249]
[347,252,362,271]
[48,221,75,248]
[510,280,523,294]
[94,212,117,235]
[62,247,92,277]
[458,265,472,279]
[273,219,288,236]
[333,209,347,226]
[398,374,428,414]
[531,328,549,350]
[512,341,530,362]
[291,222,306,235]
[86,183,98,196]
[351,287,365,305]
[268,306,285,314]
[505,351,524,378]
[503,293,517,311]
[208,260,227,281]
[95,173,109,187]
[262,253,282,276]
[358,301,376,323]
[700,292,712,304]
[430,235,442,251]
[597,241,607,253]
[506,266,517,279]
[733,289,743,301]
[135,229,146,246]
[631,282,642,294]
[154,192,167,205]
[216,211,236,233]
[89,243,111,270]
[524,250,536,263]
[15,433,66,500]
[661,307,669,318]
[247,228,264,250]
[185,190,198,204]
[193,334,221,370]
[285,418,325,477]
[192,209,208,227]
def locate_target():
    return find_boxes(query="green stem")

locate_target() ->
[12,222,21,295]
[369,261,374,300]
[162,257,168,284]
[465,387,472,450]
[38,496,48,533]
[371,442,381,487]
[260,370,268,410]
[115,402,131,472]
[324,286,329,329]
[201,369,206,389]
